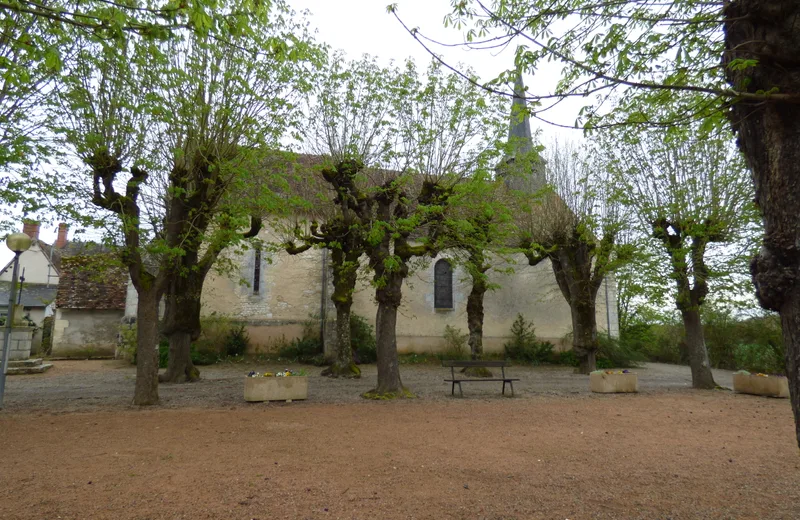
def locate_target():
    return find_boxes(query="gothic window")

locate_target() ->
[253,247,262,294]
[434,259,453,310]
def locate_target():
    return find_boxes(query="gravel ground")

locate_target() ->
[2,361,797,520]
[2,360,736,412]
[0,385,797,519]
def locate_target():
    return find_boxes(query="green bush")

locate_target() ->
[597,334,646,368]
[158,340,169,368]
[278,321,323,364]
[438,325,469,360]
[734,342,784,374]
[503,314,554,364]
[350,313,377,364]
[224,324,249,357]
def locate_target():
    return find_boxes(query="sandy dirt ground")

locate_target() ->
[0,361,798,519]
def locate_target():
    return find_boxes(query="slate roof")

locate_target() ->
[55,255,127,310]
[0,282,57,308]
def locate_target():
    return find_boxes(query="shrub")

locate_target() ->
[117,324,137,363]
[278,320,323,364]
[158,340,169,368]
[350,313,377,364]
[439,325,469,360]
[597,334,645,368]
[224,324,249,357]
[503,314,554,364]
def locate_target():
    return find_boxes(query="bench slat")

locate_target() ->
[441,360,509,368]
[444,378,520,382]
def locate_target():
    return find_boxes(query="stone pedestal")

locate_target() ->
[244,376,308,402]
[590,372,638,393]
[733,373,789,398]
[1,326,34,363]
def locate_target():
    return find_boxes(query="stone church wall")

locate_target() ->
[200,228,619,355]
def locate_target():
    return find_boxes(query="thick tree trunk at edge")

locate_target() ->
[724,0,800,449]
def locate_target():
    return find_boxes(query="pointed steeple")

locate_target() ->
[497,69,544,192]
[508,71,533,157]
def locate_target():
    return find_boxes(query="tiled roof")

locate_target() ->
[55,255,127,310]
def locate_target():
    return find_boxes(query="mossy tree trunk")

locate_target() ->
[724,0,800,447]
[323,248,361,378]
[373,274,404,394]
[466,252,490,360]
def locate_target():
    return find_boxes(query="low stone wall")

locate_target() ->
[0,326,34,363]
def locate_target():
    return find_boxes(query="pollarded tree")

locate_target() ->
[278,54,402,379]
[292,59,503,397]
[54,33,167,404]
[520,141,628,373]
[357,60,504,396]
[390,0,800,449]
[441,173,514,362]
[51,3,316,403]
[607,127,759,389]
[154,4,322,383]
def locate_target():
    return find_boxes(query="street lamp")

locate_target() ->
[0,232,32,409]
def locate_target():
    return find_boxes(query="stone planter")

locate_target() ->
[733,373,789,398]
[590,372,638,393]
[244,376,308,402]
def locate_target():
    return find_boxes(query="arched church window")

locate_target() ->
[434,259,453,310]
[253,247,261,294]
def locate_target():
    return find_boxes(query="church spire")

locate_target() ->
[497,69,544,192]
[508,70,533,157]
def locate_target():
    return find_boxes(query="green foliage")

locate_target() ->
[439,325,469,360]
[158,340,169,369]
[224,325,249,357]
[619,306,785,374]
[277,321,324,365]
[117,324,138,363]
[350,313,377,364]
[503,314,554,364]
[597,335,646,369]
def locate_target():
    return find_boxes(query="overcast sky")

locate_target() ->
[2,0,581,266]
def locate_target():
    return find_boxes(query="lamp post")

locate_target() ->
[1,232,32,409]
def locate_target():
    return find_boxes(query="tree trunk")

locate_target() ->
[680,309,717,389]
[724,0,800,448]
[571,300,598,374]
[321,250,360,378]
[373,299,403,395]
[781,297,800,449]
[466,282,486,360]
[160,331,199,383]
[321,303,360,378]
[134,286,160,406]
[160,273,202,383]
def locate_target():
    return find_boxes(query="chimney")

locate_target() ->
[56,223,68,248]
[22,220,40,241]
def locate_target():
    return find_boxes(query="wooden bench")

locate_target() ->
[442,360,519,397]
